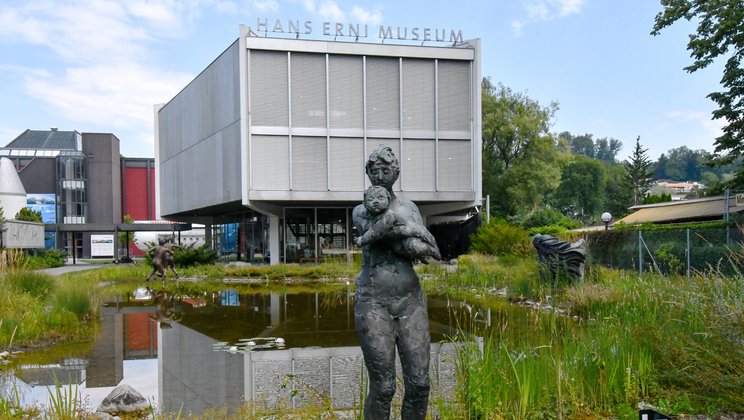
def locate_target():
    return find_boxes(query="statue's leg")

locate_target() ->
[396,291,431,420]
[146,268,156,282]
[355,298,397,420]
[170,263,179,279]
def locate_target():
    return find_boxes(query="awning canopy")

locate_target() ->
[617,195,744,225]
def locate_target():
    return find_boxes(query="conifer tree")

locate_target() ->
[624,136,653,206]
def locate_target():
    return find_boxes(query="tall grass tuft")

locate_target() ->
[47,373,79,419]
[7,271,55,299]
[51,286,92,319]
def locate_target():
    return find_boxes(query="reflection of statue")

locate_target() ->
[148,290,180,329]
[146,240,179,282]
[352,145,441,420]
[532,234,586,284]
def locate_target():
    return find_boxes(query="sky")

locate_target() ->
[0,0,726,161]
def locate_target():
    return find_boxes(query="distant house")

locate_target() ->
[653,181,704,201]
[616,195,743,225]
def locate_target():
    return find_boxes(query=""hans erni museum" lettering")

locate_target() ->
[255,18,464,43]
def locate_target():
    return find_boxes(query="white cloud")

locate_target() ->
[666,111,724,141]
[24,62,193,130]
[350,6,382,25]
[303,0,316,13]
[317,0,345,22]
[511,20,525,37]
[252,0,279,12]
[518,0,584,32]
[558,0,583,16]
[214,1,239,13]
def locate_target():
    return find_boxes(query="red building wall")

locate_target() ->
[123,167,155,220]
[121,161,156,256]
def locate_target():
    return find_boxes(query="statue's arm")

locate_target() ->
[356,212,395,246]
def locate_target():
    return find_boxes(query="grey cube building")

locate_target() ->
[155,26,482,264]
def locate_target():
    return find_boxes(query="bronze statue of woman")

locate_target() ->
[352,145,441,419]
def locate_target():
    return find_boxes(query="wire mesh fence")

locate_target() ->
[585,227,744,277]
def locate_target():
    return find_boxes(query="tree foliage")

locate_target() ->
[664,146,710,181]
[624,137,654,205]
[652,0,744,187]
[604,164,633,218]
[481,78,563,217]
[15,207,42,223]
[555,155,607,221]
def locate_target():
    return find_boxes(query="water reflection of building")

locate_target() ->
[155,290,468,414]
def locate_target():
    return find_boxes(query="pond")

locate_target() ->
[1,282,572,416]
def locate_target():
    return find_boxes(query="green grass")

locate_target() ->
[432,254,744,418]
[2,253,742,418]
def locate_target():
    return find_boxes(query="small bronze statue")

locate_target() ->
[352,145,441,420]
[532,234,586,284]
[146,240,179,282]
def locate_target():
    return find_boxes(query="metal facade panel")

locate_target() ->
[329,55,363,129]
[292,136,327,191]
[366,57,400,130]
[252,135,290,190]
[402,139,435,191]
[160,125,242,215]
[250,50,289,126]
[438,140,471,191]
[291,53,326,128]
[437,60,471,132]
[329,137,364,191]
[402,59,435,131]
[159,42,240,162]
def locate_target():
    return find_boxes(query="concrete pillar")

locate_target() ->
[269,214,280,265]
[205,223,212,249]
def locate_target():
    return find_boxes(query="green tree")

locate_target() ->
[555,155,607,221]
[652,1,744,187]
[569,133,595,158]
[665,146,709,181]
[701,171,720,194]
[604,164,633,218]
[595,137,623,163]
[15,207,42,222]
[624,136,654,205]
[481,78,563,217]
[653,153,669,179]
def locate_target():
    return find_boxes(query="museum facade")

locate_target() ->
[155,25,482,264]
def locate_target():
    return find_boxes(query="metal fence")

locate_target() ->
[585,227,744,277]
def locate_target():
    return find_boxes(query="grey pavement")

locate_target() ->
[37,260,108,276]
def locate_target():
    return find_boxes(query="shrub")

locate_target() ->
[146,243,218,267]
[26,249,67,269]
[15,208,42,222]
[469,219,532,256]
[520,207,580,230]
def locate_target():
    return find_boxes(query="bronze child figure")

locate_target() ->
[355,185,441,263]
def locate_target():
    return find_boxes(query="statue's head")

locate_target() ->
[364,186,391,215]
[365,145,400,190]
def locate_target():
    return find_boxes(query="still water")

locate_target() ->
[1,283,563,415]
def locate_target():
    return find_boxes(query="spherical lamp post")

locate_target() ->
[601,212,612,231]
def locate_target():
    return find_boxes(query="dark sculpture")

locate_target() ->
[352,145,441,420]
[146,240,179,282]
[532,234,586,284]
